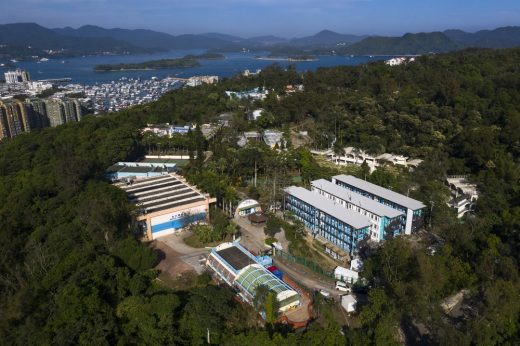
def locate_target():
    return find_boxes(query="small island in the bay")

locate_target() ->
[256,54,317,62]
[94,53,224,71]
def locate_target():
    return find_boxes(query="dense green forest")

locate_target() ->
[1,47,519,344]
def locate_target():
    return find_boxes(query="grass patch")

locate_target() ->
[184,233,233,248]
[264,236,277,246]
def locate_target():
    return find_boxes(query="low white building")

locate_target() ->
[446,176,479,218]
[251,108,264,121]
[334,266,359,284]
[350,258,363,272]
[341,294,357,313]
[263,130,284,149]
[323,146,422,172]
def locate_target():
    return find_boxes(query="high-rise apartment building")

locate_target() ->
[4,69,30,84]
[0,100,31,140]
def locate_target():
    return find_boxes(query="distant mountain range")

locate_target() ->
[339,32,460,55]
[0,23,149,56]
[1,23,520,60]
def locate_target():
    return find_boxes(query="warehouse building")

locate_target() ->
[115,174,216,239]
[284,186,371,256]
[332,175,425,234]
[207,242,300,313]
[311,179,405,241]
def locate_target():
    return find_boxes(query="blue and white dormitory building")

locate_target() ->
[284,175,425,255]
[331,175,425,234]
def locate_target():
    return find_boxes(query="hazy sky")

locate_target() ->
[1,0,519,37]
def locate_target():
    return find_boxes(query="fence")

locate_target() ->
[274,248,334,279]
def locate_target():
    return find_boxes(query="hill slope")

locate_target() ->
[54,25,235,50]
[445,26,520,49]
[342,32,460,55]
[290,30,366,47]
[0,23,148,56]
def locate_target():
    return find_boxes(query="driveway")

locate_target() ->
[155,230,211,274]
[233,216,270,254]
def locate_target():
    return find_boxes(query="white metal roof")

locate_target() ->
[333,175,425,210]
[284,186,371,229]
[311,179,404,218]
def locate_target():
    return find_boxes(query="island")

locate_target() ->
[93,53,225,71]
[256,54,317,62]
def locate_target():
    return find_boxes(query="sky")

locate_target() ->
[1,0,519,37]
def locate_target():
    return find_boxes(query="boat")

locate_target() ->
[10,59,18,63]
[39,57,49,62]
[61,60,66,64]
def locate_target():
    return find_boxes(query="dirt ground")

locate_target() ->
[152,240,196,278]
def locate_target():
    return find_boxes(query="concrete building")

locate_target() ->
[115,174,216,240]
[25,98,49,129]
[284,186,371,256]
[263,130,284,149]
[44,98,83,127]
[106,161,177,181]
[4,69,30,84]
[237,131,262,147]
[446,176,479,218]
[225,87,268,101]
[0,99,31,140]
[324,147,422,172]
[334,266,359,284]
[311,179,405,242]
[44,99,65,127]
[332,175,425,234]
[206,242,300,313]
[341,294,357,313]
[186,75,218,87]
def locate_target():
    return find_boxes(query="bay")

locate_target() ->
[9,50,391,85]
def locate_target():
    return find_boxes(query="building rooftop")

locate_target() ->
[106,161,176,178]
[333,175,425,210]
[216,245,256,271]
[115,174,207,215]
[284,186,372,229]
[311,179,404,218]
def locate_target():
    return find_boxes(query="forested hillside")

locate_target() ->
[0,47,519,345]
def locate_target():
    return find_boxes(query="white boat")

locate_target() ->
[10,59,18,63]
[39,58,49,62]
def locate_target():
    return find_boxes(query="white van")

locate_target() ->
[335,281,351,293]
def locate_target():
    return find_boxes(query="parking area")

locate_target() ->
[153,230,211,277]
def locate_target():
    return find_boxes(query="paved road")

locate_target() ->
[233,216,270,254]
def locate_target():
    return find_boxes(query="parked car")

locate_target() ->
[335,281,351,293]
[319,289,331,298]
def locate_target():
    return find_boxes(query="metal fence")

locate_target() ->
[274,248,334,279]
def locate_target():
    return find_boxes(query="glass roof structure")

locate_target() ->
[235,264,298,302]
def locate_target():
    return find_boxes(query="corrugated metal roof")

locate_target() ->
[311,179,404,218]
[333,175,425,210]
[284,186,371,229]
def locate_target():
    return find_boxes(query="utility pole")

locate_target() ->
[254,160,257,188]
[429,200,435,230]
